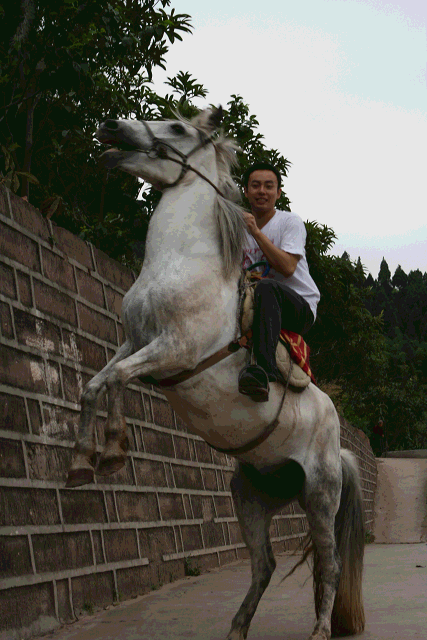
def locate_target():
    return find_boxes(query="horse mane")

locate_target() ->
[176,111,248,278]
[211,134,248,278]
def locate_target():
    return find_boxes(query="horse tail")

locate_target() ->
[328,448,366,636]
[279,450,365,635]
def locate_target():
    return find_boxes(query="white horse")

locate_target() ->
[66,108,365,640]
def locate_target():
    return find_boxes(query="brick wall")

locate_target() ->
[0,186,376,639]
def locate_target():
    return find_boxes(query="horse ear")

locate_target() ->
[208,105,223,130]
[191,106,223,133]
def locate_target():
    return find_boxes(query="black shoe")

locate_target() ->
[238,365,270,402]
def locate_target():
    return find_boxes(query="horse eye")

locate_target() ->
[170,123,186,135]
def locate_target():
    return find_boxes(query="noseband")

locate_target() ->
[135,120,227,197]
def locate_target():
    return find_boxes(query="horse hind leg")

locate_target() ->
[66,341,133,487]
[303,453,365,640]
[301,468,343,640]
[226,461,305,640]
[226,464,277,640]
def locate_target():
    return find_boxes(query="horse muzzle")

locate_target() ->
[96,122,144,153]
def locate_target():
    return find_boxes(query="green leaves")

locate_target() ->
[0,0,193,199]
[221,94,292,211]
[0,143,39,192]
[165,71,208,101]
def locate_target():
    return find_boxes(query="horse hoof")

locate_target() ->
[66,452,96,488]
[96,455,127,477]
[96,438,128,477]
[308,631,330,640]
[65,466,95,488]
[226,626,249,640]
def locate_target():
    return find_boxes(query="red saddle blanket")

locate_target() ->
[279,330,316,384]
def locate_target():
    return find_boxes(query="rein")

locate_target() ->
[136,120,227,197]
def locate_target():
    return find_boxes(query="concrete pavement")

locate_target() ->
[40,543,427,640]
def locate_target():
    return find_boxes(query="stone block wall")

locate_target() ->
[0,187,376,639]
[339,418,377,529]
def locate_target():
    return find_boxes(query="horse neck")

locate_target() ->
[138,163,241,351]
[144,160,222,265]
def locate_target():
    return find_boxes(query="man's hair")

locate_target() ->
[242,162,282,189]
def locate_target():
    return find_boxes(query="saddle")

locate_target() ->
[240,270,315,388]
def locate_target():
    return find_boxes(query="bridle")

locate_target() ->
[135,120,227,197]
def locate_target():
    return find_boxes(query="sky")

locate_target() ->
[151,0,427,277]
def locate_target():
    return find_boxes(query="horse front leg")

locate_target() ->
[66,340,134,487]
[95,372,130,478]
[96,336,199,477]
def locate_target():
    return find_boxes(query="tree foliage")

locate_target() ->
[303,240,427,453]
[323,256,427,452]
[0,0,192,256]
[303,224,388,438]
[1,1,291,266]
[306,224,386,385]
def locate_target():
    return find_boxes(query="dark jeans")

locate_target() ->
[252,279,314,379]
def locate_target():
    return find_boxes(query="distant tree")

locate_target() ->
[368,258,393,329]
[365,272,375,287]
[392,265,407,290]
[407,269,424,289]
[378,257,392,294]
[355,257,365,285]
[362,261,427,450]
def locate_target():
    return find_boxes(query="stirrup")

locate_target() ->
[238,364,269,384]
[238,364,270,402]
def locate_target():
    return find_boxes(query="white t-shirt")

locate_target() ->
[242,209,320,319]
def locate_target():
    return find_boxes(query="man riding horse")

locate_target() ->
[67,111,365,640]
[239,162,320,402]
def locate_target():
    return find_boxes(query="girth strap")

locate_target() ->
[208,415,281,456]
[206,362,291,456]
[140,342,240,389]
[142,337,291,457]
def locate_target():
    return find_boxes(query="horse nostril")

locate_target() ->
[104,120,119,130]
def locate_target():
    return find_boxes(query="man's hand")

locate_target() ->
[242,210,299,277]
[242,211,259,237]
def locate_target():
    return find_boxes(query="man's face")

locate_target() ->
[244,170,281,215]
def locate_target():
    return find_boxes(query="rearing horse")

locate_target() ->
[66,107,365,640]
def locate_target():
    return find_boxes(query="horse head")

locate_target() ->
[95,107,223,190]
